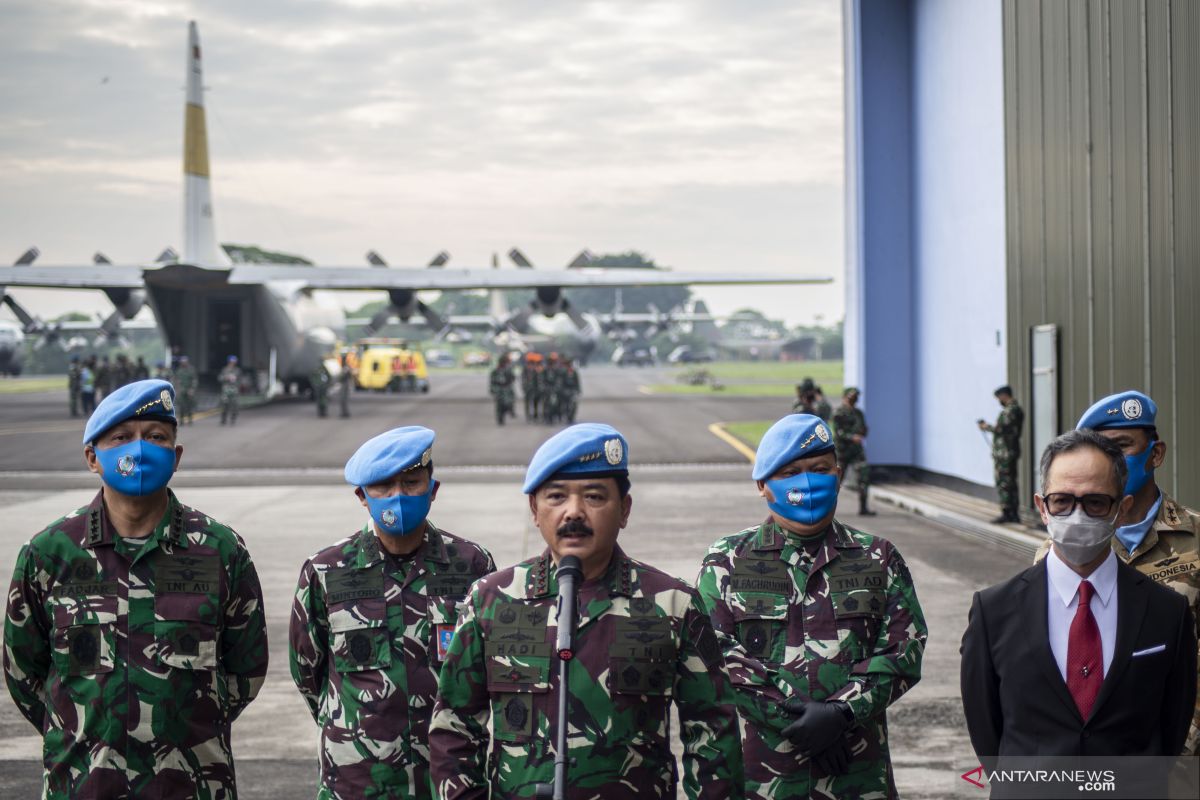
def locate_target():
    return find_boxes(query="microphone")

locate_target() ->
[554,555,583,659]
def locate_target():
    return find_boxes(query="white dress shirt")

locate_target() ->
[1046,547,1118,681]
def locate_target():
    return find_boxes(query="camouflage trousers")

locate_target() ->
[839,447,870,494]
[220,391,239,424]
[994,457,1018,515]
[177,391,195,424]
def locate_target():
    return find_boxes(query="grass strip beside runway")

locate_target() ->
[0,377,66,394]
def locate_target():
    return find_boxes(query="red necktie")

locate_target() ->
[1066,580,1103,720]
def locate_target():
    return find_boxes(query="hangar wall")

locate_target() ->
[1003,0,1199,506]
[844,0,1008,489]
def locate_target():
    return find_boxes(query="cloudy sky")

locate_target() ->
[0,0,844,326]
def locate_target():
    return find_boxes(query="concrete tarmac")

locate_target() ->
[0,368,1026,798]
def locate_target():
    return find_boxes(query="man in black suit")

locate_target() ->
[961,429,1196,769]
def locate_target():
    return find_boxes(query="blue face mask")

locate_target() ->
[95,439,176,496]
[1124,439,1157,496]
[766,472,840,526]
[364,482,437,536]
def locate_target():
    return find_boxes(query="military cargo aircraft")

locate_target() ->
[0,21,830,390]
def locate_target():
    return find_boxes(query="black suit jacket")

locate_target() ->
[960,557,1196,757]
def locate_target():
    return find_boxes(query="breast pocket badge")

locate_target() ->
[436,624,456,661]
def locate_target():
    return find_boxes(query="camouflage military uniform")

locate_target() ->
[173,362,198,424]
[560,365,581,425]
[833,403,870,495]
[792,397,832,421]
[489,363,516,426]
[429,546,745,799]
[521,363,538,420]
[3,490,269,799]
[311,365,331,418]
[696,519,927,799]
[1035,492,1200,754]
[985,401,1024,518]
[290,522,495,799]
[67,362,81,417]
[219,364,240,425]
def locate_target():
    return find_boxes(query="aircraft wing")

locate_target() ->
[0,265,146,289]
[226,265,832,291]
[0,263,831,292]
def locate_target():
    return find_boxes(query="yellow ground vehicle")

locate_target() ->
[354,339,430,393]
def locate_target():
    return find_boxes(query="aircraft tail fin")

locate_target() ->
[183,21,228,266]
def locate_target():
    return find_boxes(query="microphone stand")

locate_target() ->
[535,555,582,800]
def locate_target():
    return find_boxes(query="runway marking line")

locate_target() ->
[707,422,756,463]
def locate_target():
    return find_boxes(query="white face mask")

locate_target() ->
[1045,506,1117,566]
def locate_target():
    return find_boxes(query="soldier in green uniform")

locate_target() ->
[521,353,540,421]
[1035,390,1200,755]
[429,423,746,799]
[311,363,331,418]
[67,356,82,417]
[218,355,240,426]
[833,387,875,516]
[488,354,517,426]
[290,426,495,798]
[338,353,354,419]
[561,358,581,425]
[172,355,197,425]
[792,378,831,421]
[95,356,111,402]
[696,414,927,799]
[977,385,1024,523]
[2,379,269,799]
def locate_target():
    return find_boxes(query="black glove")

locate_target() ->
[780,699,851,754]
[812,736,852,776]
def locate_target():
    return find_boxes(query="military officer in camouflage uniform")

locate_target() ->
[219,355,240,425]
[1035,390,1200,755]
[67,356,82,417]
[489,354,517,426]
[977,385,1024,523]
[173,355,198,425]
[430,423,745,799]
[561,358,581,425]
[3,379,269,799]
[696,414,927,799]
[792,378,831,421]
[833,386,875,516]
[290,426,495,798]
[311,363,332,418]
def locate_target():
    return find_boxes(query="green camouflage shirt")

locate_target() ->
[289,522,495,799]
[429,546,745,799]
[2,489,268,800]
[987,401,1024,462]
[1035,491,1200,754]
[832,405,868,463]
[696,519,927,800]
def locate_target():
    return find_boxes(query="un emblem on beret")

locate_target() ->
[786,488,804,506]
[421,448,432,466]
[604,438,624,466]
[117,455,136,476]
[816,424,830,443]
[160,389,173,412]
[381,509,397,527]
[1121,398,1143,420]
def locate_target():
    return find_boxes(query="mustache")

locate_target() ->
[556,520,594,537]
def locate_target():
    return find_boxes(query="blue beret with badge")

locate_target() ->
[752,413,836,481]
[1076,390,1157,431]
[344,426,435,486]
[83,379,176,445]
[523,423,629,494]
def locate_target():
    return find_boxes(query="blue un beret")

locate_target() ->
[752,414,836,481]
[523,423,629,494]
[83,379,176,445]
[344,426,436,486]
[1076,390,1157,432]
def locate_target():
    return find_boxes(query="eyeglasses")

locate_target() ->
[1041,493,1118,519]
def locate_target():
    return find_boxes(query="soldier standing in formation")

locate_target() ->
[79,357,97,414]
[112,354,132,389]
[311,362,331,418]
[1034,390,1200,755]
[2,379,269,798]
[67,355,82,417]
[696,414,927,799]
[95,356,111,401]
[133,356,150,381]
[521,352,541,421]
[833,387,875,516]
[290,426,495,798]
[541,353,565,424]
[172,355,197,425]
[219,355,240,426]
[430,423,746,799]
[338,353,354,419]
[977,385,1024,523]
[560,357,581,425]
[792,378,831,421]
[488,354,517,426]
